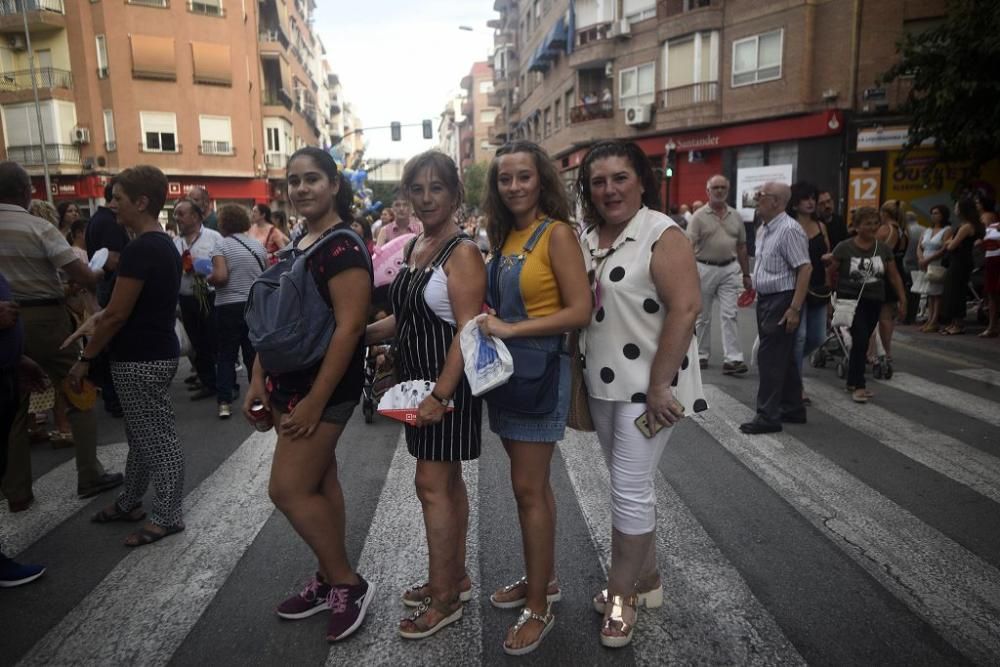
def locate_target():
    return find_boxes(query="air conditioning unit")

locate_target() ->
[625,105,653,126]
[71,127,91,145]
[608,19,631,39]
[8,35,26,51]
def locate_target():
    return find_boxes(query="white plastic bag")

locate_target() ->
[175,318,191,357]
[460,317,513,396]
[831,298,857,329]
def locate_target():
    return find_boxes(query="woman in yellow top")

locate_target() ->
[478,141,592,655]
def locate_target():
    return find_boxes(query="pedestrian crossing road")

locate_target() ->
[1,344,998,666]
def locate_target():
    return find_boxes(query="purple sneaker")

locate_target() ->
[276,574,332,620]
[326,574,375,643]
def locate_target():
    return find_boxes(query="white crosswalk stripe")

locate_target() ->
[951,367,1000,389]
[698,386,1000,666]
[325,432,482,666]
[874,372,1000,428]
[559,429,805,666]
[5,367,1000,665]
[17,431,278,667]
[805,380,1000,503]
[0,442,128,555]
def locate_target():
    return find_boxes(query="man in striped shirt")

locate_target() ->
[0,161,124,510]
[741,182,812,435]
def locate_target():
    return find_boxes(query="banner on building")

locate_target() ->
[736,164,793,221]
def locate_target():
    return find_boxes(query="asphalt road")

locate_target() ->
[2,309,998,666]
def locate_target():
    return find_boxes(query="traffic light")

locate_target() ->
[390,122,401,141]
[664,148,676,179]
[422,119,433,140]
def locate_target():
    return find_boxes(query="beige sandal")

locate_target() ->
[600,593,638,648]
[398,596,463,640]
[402,578,473,608]
[592,581,663,614]
[503,603,555,656]
[489,576,561,609]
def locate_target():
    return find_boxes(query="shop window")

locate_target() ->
[736,144,764,170]
[732,30,782,87]
[619,62,655,109]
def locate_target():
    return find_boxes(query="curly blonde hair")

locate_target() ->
[29,199,59,226]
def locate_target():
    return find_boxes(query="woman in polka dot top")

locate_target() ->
[576,141,706,649]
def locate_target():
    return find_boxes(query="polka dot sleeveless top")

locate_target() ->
[580,207,708,414]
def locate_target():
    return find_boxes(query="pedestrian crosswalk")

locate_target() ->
[2,366,998,665]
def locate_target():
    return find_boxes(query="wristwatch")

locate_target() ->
[430,391,450,406]
[789,304,801,313]
[77,351,97,363]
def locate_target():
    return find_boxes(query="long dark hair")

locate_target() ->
[787,181,819,218]
[929,204,951,228]
[254,203,272,223]
[483,141,571,249]
[957,196,984,237]
[576,140,660,228]
[287,147,354,224]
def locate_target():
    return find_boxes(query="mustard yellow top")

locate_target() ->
[499,217,566,318]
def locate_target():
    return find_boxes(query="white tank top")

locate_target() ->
[423,265,456,325]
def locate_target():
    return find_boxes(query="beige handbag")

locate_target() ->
[566,332,594,432]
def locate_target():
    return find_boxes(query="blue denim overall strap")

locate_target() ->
[488,218,554,323]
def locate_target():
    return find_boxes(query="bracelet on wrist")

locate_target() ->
[430,390,450,406]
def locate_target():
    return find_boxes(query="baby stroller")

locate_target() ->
[814,293,892,381]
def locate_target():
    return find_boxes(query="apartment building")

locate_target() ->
[489,0,948,214]
[0,0,346,213]
[458,61,499,171]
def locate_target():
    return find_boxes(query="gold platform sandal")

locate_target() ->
[600,593,638,648]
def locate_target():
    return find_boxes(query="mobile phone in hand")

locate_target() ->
[634,412,666,439]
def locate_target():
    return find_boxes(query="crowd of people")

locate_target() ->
[1,141,997,659]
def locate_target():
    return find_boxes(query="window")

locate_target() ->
[684,0,711,10]
[127,0,169,6]
[103,110,116,151]
[191,42,232,85]
[623,0,656,22]
[661,31,719,105]
[189,0,224,16]
[543,107,551,137]
[565,87,574,114]
[619,62,655,108]
[95,35,109,78]
[479,80,494,94]
[199,115,232,155]
[480,109,497,124]
[140,111,178,152]
[732,29,782,86]
[554,98,561,129]
[266,126,281,153]
[130,35,176,80]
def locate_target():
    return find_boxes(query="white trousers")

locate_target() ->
[589,398,674,535]
[695,261,744,363]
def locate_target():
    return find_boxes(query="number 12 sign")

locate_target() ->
[848,167,882,227]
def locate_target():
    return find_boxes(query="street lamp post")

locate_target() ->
[21,1,53,204]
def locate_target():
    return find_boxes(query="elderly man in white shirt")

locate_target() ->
[741,182,812,435]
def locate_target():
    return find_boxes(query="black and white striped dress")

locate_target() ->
[389,235,481,461]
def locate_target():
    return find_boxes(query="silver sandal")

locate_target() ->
[503,603,555,656]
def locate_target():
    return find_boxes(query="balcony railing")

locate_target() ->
[126,0,169,7]
[139,141,182,153]
[258,28,289,49]
[263,88,293,110]
[0,0,64,14]
[576,22,611,47]
[569,101,614,123]
[6,143,79,165]
[656,81,719,110]
[265,152,288,169]
[199,141,234,156]
[0,67,72,92]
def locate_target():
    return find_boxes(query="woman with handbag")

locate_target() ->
[825,207,906,403]
[788,182,830,401]
[476,141,591,655]
[576,141,705,648]
[366,150,486,640]
[207,205,268,419]
[916,205,953,332]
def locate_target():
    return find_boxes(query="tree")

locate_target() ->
[880,0,1000,174]
[463,162,489,210]
[368,180,398,210]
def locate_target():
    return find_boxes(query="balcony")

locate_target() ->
[263,88,293,110]
[0,67,72,93]
[329,98,341,115]
[568,24,615,69]
[265,152,288,169]
[657,5,723,42]
[0,0,65,34]
[569,101,614,124]
[258,28,289,50]
[656,81,719,110]
[6,143,79,165]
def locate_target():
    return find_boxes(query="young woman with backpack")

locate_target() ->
[242,147,375,644]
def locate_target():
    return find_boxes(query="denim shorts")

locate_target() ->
[270,397,357,425]
[487,354,570,442]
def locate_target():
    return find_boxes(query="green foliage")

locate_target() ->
[368,180,399,210]
[879,0,1000,173]
[463,162,489,210]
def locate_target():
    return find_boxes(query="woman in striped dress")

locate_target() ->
[367,151,486,639]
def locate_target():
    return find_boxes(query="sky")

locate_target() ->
[315,1,497,160]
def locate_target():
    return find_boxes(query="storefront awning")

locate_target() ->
[191,42,232,86]
[130,35,176,80]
